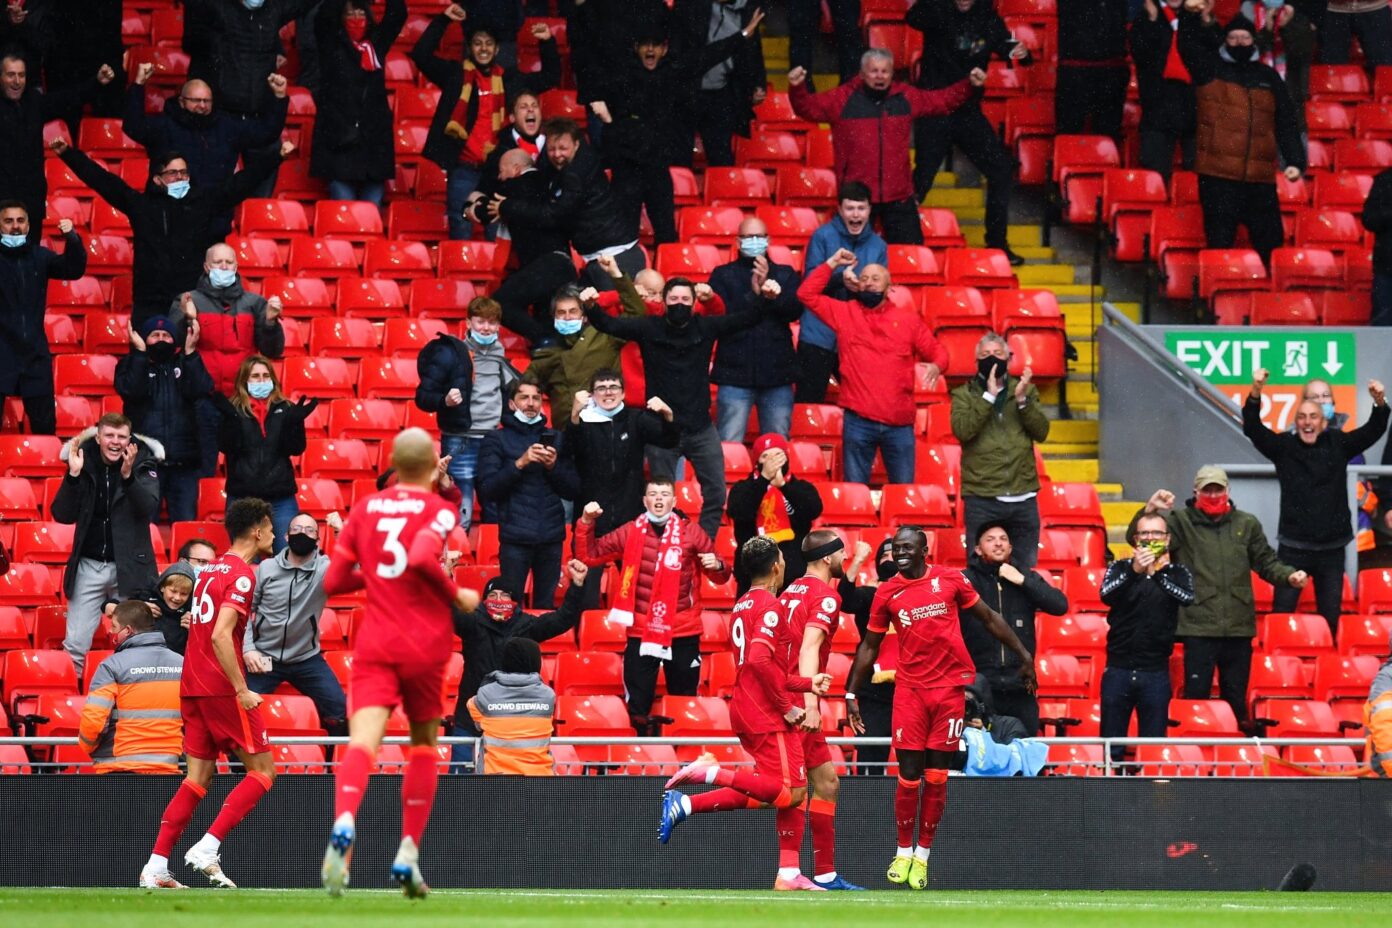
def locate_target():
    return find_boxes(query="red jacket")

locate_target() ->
[797,263,948,427]
[575,513,729,638]
[593,290,725,408]
[790,76,972,203]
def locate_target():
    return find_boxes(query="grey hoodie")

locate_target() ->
[467,333,519,437]
[244,545,330,664]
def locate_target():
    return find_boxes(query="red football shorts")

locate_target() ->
[349,659,447,722]
[181,695,270,760]
[891,685,966,753]
[738,729,807,788]
[801,729,834,771]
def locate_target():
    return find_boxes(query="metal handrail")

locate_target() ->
[1101,303,1244,424]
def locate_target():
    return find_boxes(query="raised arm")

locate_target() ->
[1242,368,1285,461]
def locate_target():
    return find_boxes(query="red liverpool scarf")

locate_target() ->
[610,515,683,660]
[757,483,794,543]
[1162,6,1192,83]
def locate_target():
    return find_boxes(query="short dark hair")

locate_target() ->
[542,117,583,145]
[589,368,623,390]
[0,199,28,215]
[663,277,696,299]
[646,477,675,492]
[508,374,541,402]
[113,599,155,632]
[152,151,189,175]
[178,539,217,560]
[838,181,872,205]
[225,498,273,542]
[500,637,542,674]
[740,536,782,580]
[97,412,132,432]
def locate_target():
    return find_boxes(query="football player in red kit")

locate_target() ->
[139,498,277,889]
[320,428,481,898]
[659,536,832,891]
[846,525,1035,890]
[780,528,864,891]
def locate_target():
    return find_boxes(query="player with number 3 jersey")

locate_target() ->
[657,537,833,891]
[846,526,1035,891]
[320,429,481,899]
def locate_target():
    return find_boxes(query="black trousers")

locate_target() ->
[1198,175,1284,264]
[856,692,894,775]
[624,633,702,720]
[914,103,1016,249]
[494,252,577,346]
[1181,635,1252,724]
[610,160,678,245]
[581,244,647,292]
[1270,544,1347,638]
[1054,64,1129,140]
[872,198,924,245]
[1137,127,1195,184]
[689,87,740,168]
[794,341,839,404]
[788,0,863,81]
[989,684,1040,737]
[1,393,55,435]
[499,540,563,610]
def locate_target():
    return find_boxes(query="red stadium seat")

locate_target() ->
[359,357,420,398]
[1103,168,1168,262]
[578,610,628,652]
[1248,653,1313,708]
[752,89,809,131]
[1134,743,1205,777]
[386,200,448,243]
[170,521,230,557]
[1305,100,1354,140]
[1268,247,1342,292]
[655,244,725,282]
[1052,135,1120,225]
[336,276,406,319]
[308,318,381,358]
[774,166,838,208]
[734,129,804,170]
[0,477,40,520]
[1048,743,1104,776]
[607,743,680,776]
[553,651,624,696]
[670,167,701,206]
[942,248,1017,288]
[261,694,325,736]
[1294,208,1363,253]
[703,168,772,207]
[53,354,117,396]
[878,484,953,528]
[1149,205,1206,300]
[328,398,402,440]
[1166,698,1240,737]
[1256,699,1343,739]
[262,276,334,318]
[816,482,879,527]
[281,356,354,399]
[288,237,359,281]
[1338,613,1392,654]
[409,279,478,321]
[1355,100,1392,138]
[47,276,107,315]
[1312,653,1380,702]
[2,649,78,715]
[1261,612,1335,660]
[1309,64,1370,101]
[919,208,967,249]
[1211,742,1278,777]
[296,478,347,519]
[1035,612,1107,666]
[13,522,76,564]
[1197,248,1269,301]
[658,695,733,736]
[886,245,943,285]
[313,200,385,244]
[1333,138,1392,175]
[238,198,311,244]
[1059,567,1107,613]
[1282,743,1359,772]
[363,240,434,283]
[554,695,635,736]
[226,235,284,279]
[1035,652,1090,699]
[301,439,375,480]
[383,318,450,357]
[753,205,821,247]
[0,564,59,606]
[1313,172,1372,210]
[1358,568,1392,614]
[678,206,745,245]
[437,240,509,284]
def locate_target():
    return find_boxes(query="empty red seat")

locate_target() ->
[78,117,141,160]
[655,244,725,282]
[658,695,733,736]
[1358,568,1392,614]
[53,354,117,396]
[383,318,449,357]
[1035,652,1090,699]
[281,356,354,399]
[1312,653,1379,702]
[816,482,879,527]
[1338,613,1392,654]
[1166,698,1240,737]
[1103,168,1168,262]
[703,168,772,207]
[409,279,478,321]
[288,237,359,280]
[1053,135,1120,225]
[774,166,838,207]
[1309,64,1370,101]
[607,742,680,776]
[0,564,59,606]
[942,248,1017,288]
[359,357,420,398]
[225,235,283,278]
[308,318,381,358]
[238,198,311,241]
[678,206,745,245]
[0,477,40,520]
[336,276,406,318]
[753,205,821,246]
[1305,100,1354,140]
[1257,699,1343,739]
[1150,205,1206,300]
[328,398,402,440]
[1248,653,1314,707]
[1283,743,1359,772]
[1197,248,1268,300]
[878,484,953,528]
[3,649,78,715]
[314,200,385,243]
[170,521,230,557]
[296,478,347,519]
[301,439,375,480]
[1314,172,1372,210]
[385,200,447,243]
[437,240,509,284]
[1269,247,1342,292]
[554,694,634,736]
[261,693,325,736]
[579,610,629,652]
[47,276,107,314]
[1294,208,1363,253]
[734,129,803,170]
[1036,612,1107,664]
[1355,100,1392,138]
[1134,743,1205,777]
[363,240,434,282]
[12,522,76,564]
[262,276,334,318]
[1261,612,1335,660]
[1049,743,1105,776]
[1060,566,1107,613]
[0,435,67,479]
[1246,292,1319,326]
[887,245,943,285]
[1333,138,1392,175]
[553,651,624,696]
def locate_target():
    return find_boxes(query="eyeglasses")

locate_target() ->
[592,384,623,394]
[185,556,212,567]
[159,168,190,179]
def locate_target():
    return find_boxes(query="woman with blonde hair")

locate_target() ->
[212,355,317,552]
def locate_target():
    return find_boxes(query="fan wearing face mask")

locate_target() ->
[1176,0,1306,265]
[114,316,215,523]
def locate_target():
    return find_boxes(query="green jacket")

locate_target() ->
[1128,502,1296,638]
[950,376,1050,498]
[529,274,646,419]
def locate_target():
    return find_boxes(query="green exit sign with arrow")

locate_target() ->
[1164,331,1357,386]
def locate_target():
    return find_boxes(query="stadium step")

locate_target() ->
[1042,458,1097,483]
[960,224,1043,248]
[1015,264,1079,287]
[923,187,984,209]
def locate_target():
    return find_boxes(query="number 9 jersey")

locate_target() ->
[182,552,258,697]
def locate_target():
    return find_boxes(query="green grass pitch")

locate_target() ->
[1,888,1388,928]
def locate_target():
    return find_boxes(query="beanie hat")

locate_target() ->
[752,433,791,464]
[140,316,176,339]
[483,575,521,602]
[1225,13,1256,36]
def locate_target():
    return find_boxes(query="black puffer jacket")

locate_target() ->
[310,0,406,183]
[476,413,581,545]
[1058,0,1130,61]
[213,394,314,500]
[414,334,475,436]
[451,579,585,734]
[565,406,680,536]
[184,0,318,115]
[500,141,637,257]
[708,256,803,389]
[909,0,1027,91]
[1362,166,1392,274]
[0,231,85,396]
[122,83,288,188]
[113,346,215,468]
[411,13,560,172]
[58,145,281,323]
[962,555,1069,689]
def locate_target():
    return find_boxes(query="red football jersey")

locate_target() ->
[868,567,980,689]
[729,587,797,734]
[780,575,840,676]
[337,485,459,665]
[182,552,257,697]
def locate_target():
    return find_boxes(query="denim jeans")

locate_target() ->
[159,464,200,524]
[715,384,794,443]
[962,495,1042,569]
[228,494,299,555]
[327,180,386,208]
[1270,544,1346,638]
[441,433,483,531]
[1374,272,1392,326]
[499,540,563,609]
[1099,666,1172,764]
[446,164,484,240]
[246,652,349,736]
[842,410,915,485]
[449,721,479,774]
[646,422,727,538]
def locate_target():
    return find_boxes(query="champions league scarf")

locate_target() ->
[610,515,683,660]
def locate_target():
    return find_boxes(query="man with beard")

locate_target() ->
[583,277,765,538]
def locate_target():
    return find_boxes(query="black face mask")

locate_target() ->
[855,290,885,309]
[665,303,693,327]
[977,355,1008,383]
[1227,43,1258,62]
[146,341,176,364]
[876,559,899,581]
[286,533,318,557]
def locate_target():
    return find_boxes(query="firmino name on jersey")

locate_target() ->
[366,498,428,515]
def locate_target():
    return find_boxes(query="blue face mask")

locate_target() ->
[0,233,26,248]
[247,381,274,400]
[514,409,544,426]
[738,235,769,258]
[165,179,190,199]
[555,318,583,337]
[1261,0,1284,9]
[593,401,624,419]
[244,0,265,8]
[470,330,498,346]
[1321,401,1335,420]
[208,267,237,288]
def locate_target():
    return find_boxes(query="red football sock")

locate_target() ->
[775,804,805,869]
[711,767,792,806]
[808,796,836,876]
[335,744,374,819]
[895,776,920,849]
[153,778,206,857]
[917,773,948,849]
[688,788,763,813]
[208,770,272,841]
[400,745,440,846]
